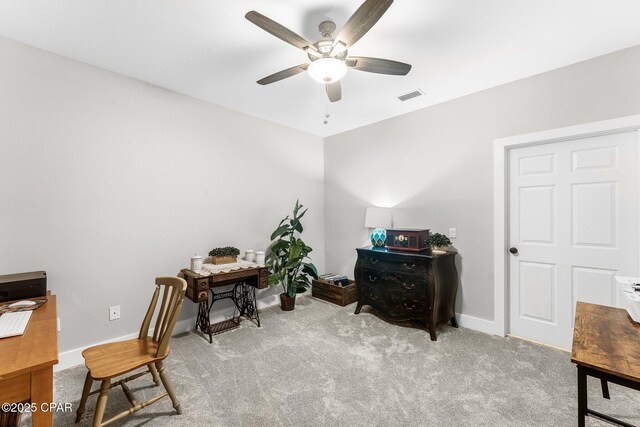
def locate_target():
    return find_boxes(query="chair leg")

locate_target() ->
[156,361,181,415]
[148,363,161,386]
[92,380,110,427]
[75,371,93,423]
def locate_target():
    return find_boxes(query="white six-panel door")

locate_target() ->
[508,131,638,349]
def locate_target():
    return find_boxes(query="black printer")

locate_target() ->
[0,271,47,302]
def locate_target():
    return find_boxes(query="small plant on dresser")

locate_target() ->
[426,233,451,253]
[266,200,318,311]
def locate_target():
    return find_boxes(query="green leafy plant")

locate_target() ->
[426,233,451,247]
[208,246,240,258]
[266,200,318,298]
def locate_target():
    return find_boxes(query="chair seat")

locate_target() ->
[82,337,165,380]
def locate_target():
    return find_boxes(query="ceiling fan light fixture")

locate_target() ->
[307,58,348,84]
[331,41,348,56]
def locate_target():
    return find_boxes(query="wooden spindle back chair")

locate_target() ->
[75,277,187,427]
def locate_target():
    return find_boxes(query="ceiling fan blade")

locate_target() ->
[246,11,315,51]
[335,0,393,48]
[347,56,411,75]
[257,64,309,85]
[326,82,342,102]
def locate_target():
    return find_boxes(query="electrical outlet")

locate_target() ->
[109,306,120,321]
[449,228,457,239]
[57,317,61,332]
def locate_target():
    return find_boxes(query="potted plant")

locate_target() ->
[266,200,318,311]
[208,246,240,265]
[427,233,451,253]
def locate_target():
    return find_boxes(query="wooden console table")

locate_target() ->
[354,246,458,341]
[181,267,268,343]
[572,302,640,427]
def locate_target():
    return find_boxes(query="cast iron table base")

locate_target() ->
[196,281,260,343]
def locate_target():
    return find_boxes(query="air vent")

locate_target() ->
[397,89,424,102]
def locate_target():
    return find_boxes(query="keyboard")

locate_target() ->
[0,311,32,339]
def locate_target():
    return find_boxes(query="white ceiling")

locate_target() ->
[1,1,640,137]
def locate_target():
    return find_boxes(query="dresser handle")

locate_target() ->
[403,263,416,270]
[402,282,415,290]
[368,275,378,283]
[402,303,418,311]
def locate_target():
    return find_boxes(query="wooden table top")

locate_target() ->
[571,301,640,382]
[181,266,264,279]
[0,295,58,380]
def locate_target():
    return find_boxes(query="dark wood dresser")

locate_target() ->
[354,246,459,341]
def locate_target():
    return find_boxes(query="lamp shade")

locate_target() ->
[364,207,392,229]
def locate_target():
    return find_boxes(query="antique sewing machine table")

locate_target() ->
[181,266,268,343]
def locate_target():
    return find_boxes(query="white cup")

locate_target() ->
[255,251,265,265]
[245,249,255,262]
[190,255,203,271]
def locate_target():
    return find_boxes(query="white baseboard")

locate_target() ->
[455,312,498,335]
[56,294,282,372]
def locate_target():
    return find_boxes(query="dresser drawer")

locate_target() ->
[384,275,426,297]
[359,268,426,298]
[389,295,427,318]
[359,283,388,304]
[360,254,427,277]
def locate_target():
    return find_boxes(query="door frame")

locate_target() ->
[493,114,640,337]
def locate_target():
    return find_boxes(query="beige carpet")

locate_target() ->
[37,296,640,426]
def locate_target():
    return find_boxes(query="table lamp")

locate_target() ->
[365,207,392,247]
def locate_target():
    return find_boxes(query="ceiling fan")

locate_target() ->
[245,0,411,103]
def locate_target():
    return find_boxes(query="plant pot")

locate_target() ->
[431,245,449,253]
[280,293,296,311]
[212,255,237,265]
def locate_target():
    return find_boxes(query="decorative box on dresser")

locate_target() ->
[354,246,459,341]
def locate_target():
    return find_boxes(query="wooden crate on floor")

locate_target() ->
[312,279,357,306]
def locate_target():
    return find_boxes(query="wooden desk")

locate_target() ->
[572,302,640,427]
[0,295,58,427]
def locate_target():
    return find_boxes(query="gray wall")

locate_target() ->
[324,45,640,322]
[0,37,325,352]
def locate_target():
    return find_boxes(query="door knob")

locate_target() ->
[509,247,518,254]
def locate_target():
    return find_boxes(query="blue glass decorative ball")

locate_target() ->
[370,228,387,247]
